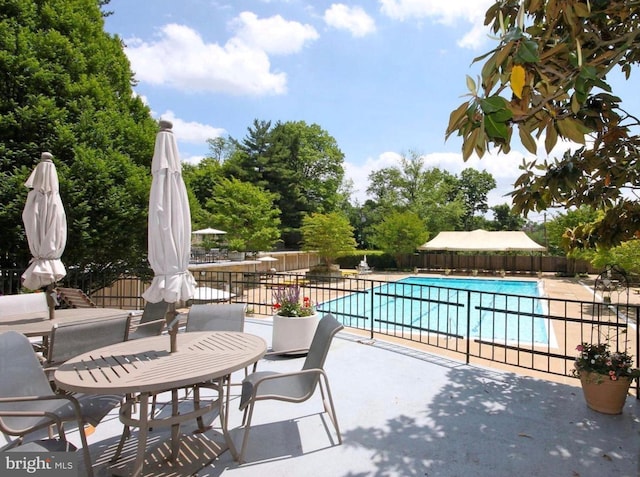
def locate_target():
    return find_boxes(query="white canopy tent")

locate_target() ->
[192,228,226,246]
[192,228,226,235]
[419,230,546,252]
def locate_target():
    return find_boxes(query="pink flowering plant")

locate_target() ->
[573,342,640,383]
[272,285,314,317]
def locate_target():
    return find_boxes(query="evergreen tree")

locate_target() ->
[224,119,344,247]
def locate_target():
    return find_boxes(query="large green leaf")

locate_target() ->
[484,113,510,140]
[480,96,509,114]
[515,39,539,63]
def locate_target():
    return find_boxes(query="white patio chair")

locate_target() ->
[185,303,247,429]
[43,314,131,380]
[237,313,344,463]
[0,331,123,477]
[128,300,169,340]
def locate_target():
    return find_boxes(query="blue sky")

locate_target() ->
[103,0,638,222]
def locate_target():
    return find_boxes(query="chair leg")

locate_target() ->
[77,420,94,477]
[238,402,256,464]
[319,374,342,444]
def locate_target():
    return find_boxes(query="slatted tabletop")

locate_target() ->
[0,308,131,337]
[54,332,267,395]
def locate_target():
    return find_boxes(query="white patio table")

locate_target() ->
[54,331,267,477]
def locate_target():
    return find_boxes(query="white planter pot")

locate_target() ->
[272,313,320,353]
[228,251,246,261]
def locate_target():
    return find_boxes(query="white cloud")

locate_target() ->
[158,110,226,145]
[457,23,489,49]
[231,11,319,54]
[378,0,493,24]
[324,4,376,37]
[181,153,207,165]
[378,0,494,49]
[124,22,288,95]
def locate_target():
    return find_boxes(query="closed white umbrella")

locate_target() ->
[142,120,196,352]
[22,152,67,319]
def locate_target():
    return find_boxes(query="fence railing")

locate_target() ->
[1,268,637,395]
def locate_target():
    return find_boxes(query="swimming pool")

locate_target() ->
[317,276,550,344]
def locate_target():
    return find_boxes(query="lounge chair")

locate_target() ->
[56,287,96,308]
[0,331,123,477]
[237,313,343,462]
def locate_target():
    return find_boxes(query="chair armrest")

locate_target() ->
[251,367,324,385]
[240,368,326,410]
[133,319,166,330]
[0,394,84,421]
[0,394,83,437]
[250,349,307,372]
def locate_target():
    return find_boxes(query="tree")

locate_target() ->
[447,0,640,249]
[591,241,640,279]
[0,0,157,271]
[370,211,429,269]
[224,119,345,247]
[206,178,281,252]
[546,206,599,257]
[490,203,526,231]
[207,136,234,163]
[457,168,496,230]
[182,158,224,207]
[365,152,467,234]
[300,212,356,266]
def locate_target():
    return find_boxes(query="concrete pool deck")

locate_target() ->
[4,274,639,476]
[51,313,640,477]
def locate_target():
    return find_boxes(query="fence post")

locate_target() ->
[465,290,471,365]
[637,306,639,400]
[369,278,375,340]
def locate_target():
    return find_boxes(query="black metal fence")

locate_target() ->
[1,268,637,396]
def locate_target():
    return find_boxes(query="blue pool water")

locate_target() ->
[317,277,549,344]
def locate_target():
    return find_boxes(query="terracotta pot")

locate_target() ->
[272,313,320,354]
[579,372,632,414]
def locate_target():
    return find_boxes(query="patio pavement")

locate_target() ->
[62,314,640,477]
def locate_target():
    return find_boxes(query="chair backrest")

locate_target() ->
[47,314,131,366]
[0,331,53,398]
[303,313,344,372]
[186,303,246,332]
[0,293,49,319]
[0,331,56,433]
[128,300,169,340]
[139,300,169,324]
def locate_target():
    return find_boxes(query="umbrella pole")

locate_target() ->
[45,284,56,320]
[165,303,179,353]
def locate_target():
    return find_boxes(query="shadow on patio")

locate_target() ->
[73,319,640,477]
